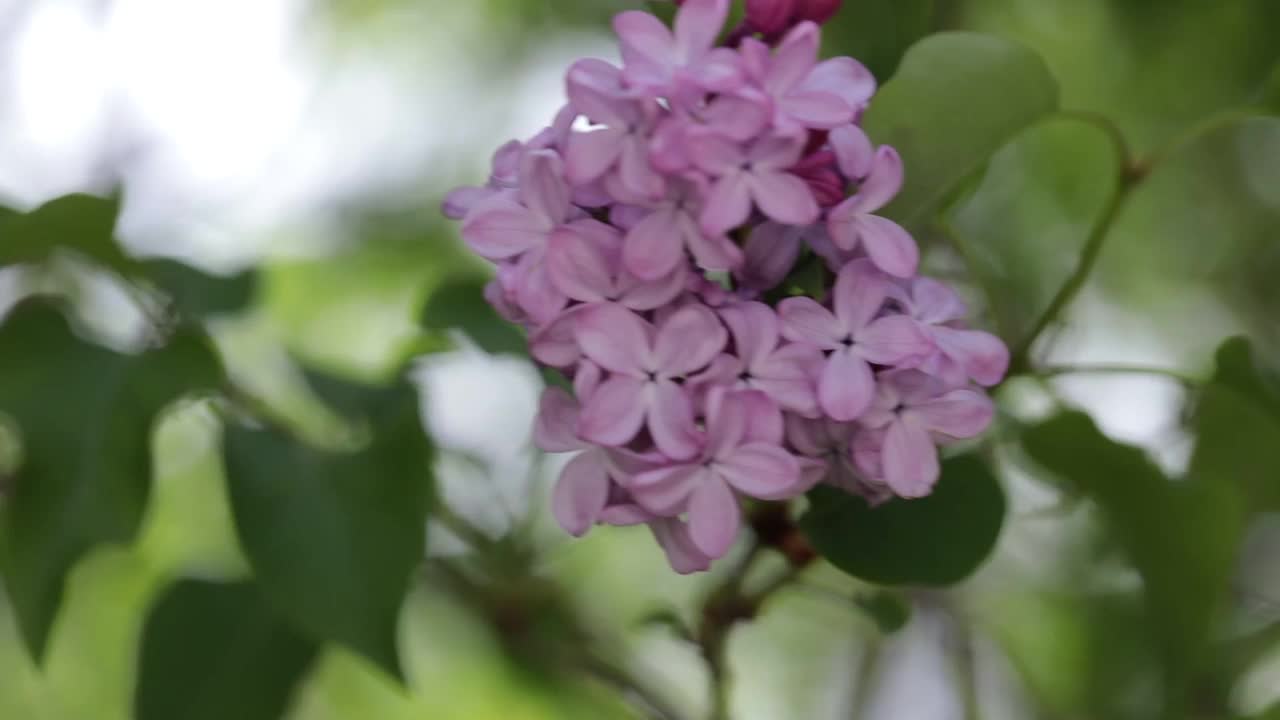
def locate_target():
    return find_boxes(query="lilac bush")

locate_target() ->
[443,0,1007,573]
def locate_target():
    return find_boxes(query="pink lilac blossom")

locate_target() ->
[443,0,1005,573]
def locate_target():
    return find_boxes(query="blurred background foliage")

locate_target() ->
[0,0,1277,719]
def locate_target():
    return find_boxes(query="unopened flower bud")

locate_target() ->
[746,0,797,36]
[794,0,842,24]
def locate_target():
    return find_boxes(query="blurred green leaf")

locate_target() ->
[1023,411,1245,711]
[420,277,527,356]
[948,116,1119,342]
[222,373,433,681]
[0,193,257,322]
[0,299,223,660]
[140,259,257,321]
[135,579,317,720]
[823,0,934,82]
[800,453,1005,586]
[1261,62,1280,112]
[862,32,1059,230]
[0,193,131,271]
[856,590,912,634]
[1190,337,1280,510]
[961,0,1280,153]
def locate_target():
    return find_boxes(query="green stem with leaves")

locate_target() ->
[1008,128,1142,373]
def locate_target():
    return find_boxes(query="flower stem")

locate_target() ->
[696,506,816,720]
[1009,107,1272,376]
[1034,363,1201,385]
[580,652,689,720]
[1008,142,1141,374]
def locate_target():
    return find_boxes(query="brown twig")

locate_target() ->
[695,504,818,719]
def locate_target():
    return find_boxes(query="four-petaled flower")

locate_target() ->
[780,260,930,421]
[632,389,801,558]
[574,302,727,460]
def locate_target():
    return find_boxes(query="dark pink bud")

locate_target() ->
[803,129,831,157]
[792,150,846,208]
[746,0,798,36]
[794,0,842,24]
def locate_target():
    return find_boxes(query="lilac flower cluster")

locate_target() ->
[443,0,1007,573]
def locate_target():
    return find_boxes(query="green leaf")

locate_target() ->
[420,276,526,356]
[1190,337,1280,509]
[800,453,1006,586]
[222,373,433,680]
[135,580,317,720]
[0,299,224,660]
[862,32,1060,230]
[856,590,913,634]
[140,259,258,320]
[823,0,934,82]
[1022,411,1244,706]
[0,193,131,271]
[947,116,1120,342]
[0,193,257,321]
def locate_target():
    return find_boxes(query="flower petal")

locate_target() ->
[931,326,1009,387]
[552,451,611,536]
[617,262,688,311]
[653,304,728,376]
[565,58,628,124]
[687,474,741,558]
[829,124,874,179]
[686,218,745,272]
[577,375,648,447]
[689,47,745,92]
[703,386,748,459]
[716,442,800,500]
[547,226,615,303]
[778,296,842,348]
[819,348,875,421]
[767,22,819,94]
[674,0,730,61]
[910,277,967,324]
[736,221,801,290]
[534,387,583,453]
[799,57,876,110]
[911,388,994,439]
[689,127,746,174]
[442,185,491,220]
[529,305,585,368]
[780,90,853,129]
[513,250,568,324]
[854,215,918,278]
[857,314,930,366]
[882,417,939,498]
[649,518,714,574]
[621,135,665,199]
[649,379,702,460]
[614,10,675,76]
[600,503,655,526]
[565,128,625,186]
[748,131,807,169]
[518,150,570,225]
[460,197,547,260]
[703,92,770,141]
[739,390,785,444]
[623,207,685,280]
[633,464,706,515]
[850,146,904,214]
[833,259,890,333]
[699,172,752,237]
[574,303,651,375]
[720,301,780,368]
[750,170,820,227]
